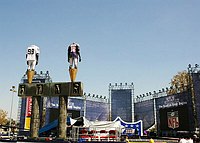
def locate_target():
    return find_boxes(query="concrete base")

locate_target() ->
[30,96,41,138]
[58,96,68,139]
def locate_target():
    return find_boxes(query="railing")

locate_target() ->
[71,127,121,142]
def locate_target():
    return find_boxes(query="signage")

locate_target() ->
[25,97,32,130]
[18,82,83,97]
[167,111,179,129]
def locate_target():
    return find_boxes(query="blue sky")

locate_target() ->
[0,0,200,120]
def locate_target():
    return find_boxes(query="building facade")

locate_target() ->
[45,96,109,125]
[134,65,200,137]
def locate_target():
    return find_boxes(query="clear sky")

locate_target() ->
[0,0,200,120]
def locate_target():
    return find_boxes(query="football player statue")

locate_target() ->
[26,45,40,83]
[67,42,81,82]
[68,42,81,69]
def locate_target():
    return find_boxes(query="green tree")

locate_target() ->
[168,70,190,95]
[0,109,8,125]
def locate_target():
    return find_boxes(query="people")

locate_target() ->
[193,134,198,143]
[125,136,129,143]
[67,42,81,69]
[179,136,187,143]
[149,138,154,143]
[26,45,40,71]
[187,137,194,143]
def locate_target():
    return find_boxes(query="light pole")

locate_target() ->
[187,64,199,134]
[83,93,87,117]
[9,86,16,138]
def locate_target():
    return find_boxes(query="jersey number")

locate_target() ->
[28,49,35,54]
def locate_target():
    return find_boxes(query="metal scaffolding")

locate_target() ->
[108,82,134,122]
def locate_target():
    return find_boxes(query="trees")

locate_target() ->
[168,70,190,95]
[0,109,8,125]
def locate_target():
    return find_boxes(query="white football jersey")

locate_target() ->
[71,46,76,53]
[26,45,40,61]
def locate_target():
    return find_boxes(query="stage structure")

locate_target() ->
[109,83,134,122]
[134,64,200,136]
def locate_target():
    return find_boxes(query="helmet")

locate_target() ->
[71,42,79,47]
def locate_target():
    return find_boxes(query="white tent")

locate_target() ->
[71,117,124,142]
[72,116,91,127]
[72,117,124,132]
[88,120,124,131]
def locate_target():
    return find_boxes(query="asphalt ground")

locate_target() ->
[0,140,179,143]
[129,139,178,143]
[0,137,179,143]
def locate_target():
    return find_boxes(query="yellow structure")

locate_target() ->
[69,68,77,82]
[25,117,31,130]
[27,70,34,84]
[149,138,155,143]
